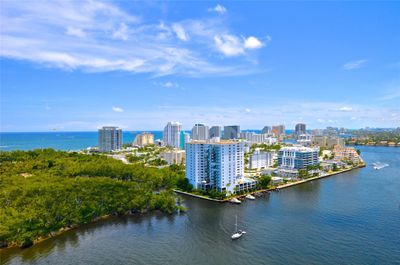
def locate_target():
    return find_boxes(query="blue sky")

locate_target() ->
[1,1,399,132]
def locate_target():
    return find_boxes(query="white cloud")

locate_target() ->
[0,0,266,76]
[66,26,86,38]
[112,106,124,112]
[162,81,179,88]
[172,23,189,41]
[244,36,263,49]
[338,106,353,112]
[214,34,244,56]
[245,108,251,113]
[112,23,129,40]
[343,59,367,70]
[214,34,264,56]
[208,4,227,15]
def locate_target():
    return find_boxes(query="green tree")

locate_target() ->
[257,175,272,189]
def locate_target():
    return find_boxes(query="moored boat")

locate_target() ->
[230,198,241,204]
[245,194,255,200]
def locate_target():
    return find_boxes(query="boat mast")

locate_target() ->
[235,215,238,233]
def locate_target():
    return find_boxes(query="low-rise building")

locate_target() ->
[160,149,185,165]
[278,146,319,170]
[271,176,284,185]
[332,146,363,165]
[249,149,273,170]
[235,177,257,193]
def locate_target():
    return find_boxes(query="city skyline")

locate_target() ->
[1,1,400,132]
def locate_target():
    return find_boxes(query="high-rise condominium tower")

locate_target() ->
[223,125,240,139]
[163,121,182,149]
[209,126,222,139]
[98,126,122,152]
[191,123,209,141]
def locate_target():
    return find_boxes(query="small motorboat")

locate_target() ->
[245,194,255,200]
[372,162,389,170]
[231,215,246,240]
[230,198,241,204]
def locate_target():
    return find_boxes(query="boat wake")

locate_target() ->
[372,162,389,170]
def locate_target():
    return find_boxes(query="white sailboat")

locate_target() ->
[231,215,246,240]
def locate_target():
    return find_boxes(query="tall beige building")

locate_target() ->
[134,132,154,147]
[312,136,344,149]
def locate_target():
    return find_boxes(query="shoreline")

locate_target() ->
[0,214,114,251]
[175,165,365,203]
[0,209,180,251]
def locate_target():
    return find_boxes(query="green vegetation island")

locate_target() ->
[0,149,188,249]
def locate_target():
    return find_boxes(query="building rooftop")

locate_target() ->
[280,146,319,152]
[187,140,241,145]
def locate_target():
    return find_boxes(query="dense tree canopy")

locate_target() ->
[0,149,186,248]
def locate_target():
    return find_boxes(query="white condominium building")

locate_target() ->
[249,149,273,169]
[278,146,319,170]
[239,132,277,144]
[163,121,182,149]
[185,140,244,194]
[98,126,122,152]
[297,134,312,147]
[191,123,209,141]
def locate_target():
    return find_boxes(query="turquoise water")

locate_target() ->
[2,146,399,264]
[0,131,163,151]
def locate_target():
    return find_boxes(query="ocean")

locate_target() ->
[0,130,267,151]
[0,131,164,151]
